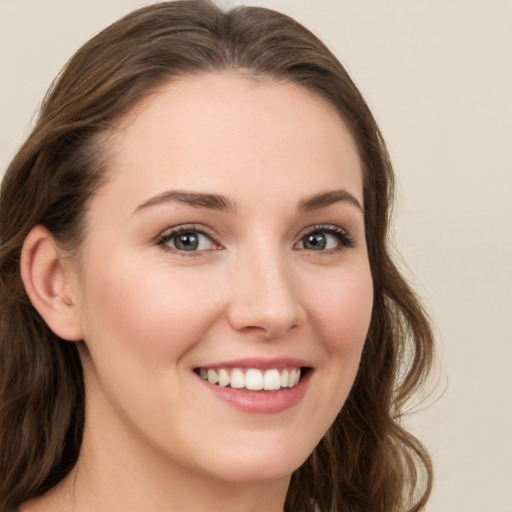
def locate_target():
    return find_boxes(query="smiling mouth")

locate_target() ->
[195,367,310,391]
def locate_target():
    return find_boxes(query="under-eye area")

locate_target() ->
[195,367,313,392]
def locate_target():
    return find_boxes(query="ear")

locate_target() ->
[20,225,83,341]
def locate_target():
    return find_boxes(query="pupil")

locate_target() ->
[176,233,198,251]
[305,233,326,250]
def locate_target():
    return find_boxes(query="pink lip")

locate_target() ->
[194,358,313,414]
[195,356,312,371]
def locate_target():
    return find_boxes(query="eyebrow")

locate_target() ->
[133,188,363,216]
[133,190,236,214]
[297,190,364,213]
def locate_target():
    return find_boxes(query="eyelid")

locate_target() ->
[155,224,223,253]
[154,223,355,255]
[295,224,355,251]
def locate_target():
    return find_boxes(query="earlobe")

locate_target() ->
[21,225,83,341]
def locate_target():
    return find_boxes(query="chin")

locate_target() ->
[207,457,302,485]
[192,433,316,485]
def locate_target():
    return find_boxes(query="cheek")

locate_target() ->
[292,263,373,443]
[311,267,374,357]
[79,255,224,369]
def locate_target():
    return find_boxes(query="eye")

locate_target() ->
[157,226,219,253]
[296,226,354,252]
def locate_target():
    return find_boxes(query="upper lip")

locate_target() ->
[194,357,313,371]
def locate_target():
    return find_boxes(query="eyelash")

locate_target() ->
[155,224,355,255]
[156,225,221,256]
[296,224,355,254]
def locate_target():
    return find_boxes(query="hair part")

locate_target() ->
[0,2,434,511]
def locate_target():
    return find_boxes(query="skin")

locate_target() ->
[22,73,373,512]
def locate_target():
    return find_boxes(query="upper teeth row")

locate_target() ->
[199,368,301,391]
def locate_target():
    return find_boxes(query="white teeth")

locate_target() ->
[287,369,294,388]
[198,367,304,391]
[280,369,289,388]
[218,368,230,387]
[207,369,218,385]
[263,369,281,390]
[230,368,245,389]
[245,369,263,390]
[288,368,300,387]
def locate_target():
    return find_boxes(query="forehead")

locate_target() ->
[101,72,363,209]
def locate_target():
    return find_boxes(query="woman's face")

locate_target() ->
[72,73,373,484]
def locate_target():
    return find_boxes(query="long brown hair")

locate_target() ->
[0,2,434,511]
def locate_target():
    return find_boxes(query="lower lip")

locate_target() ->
[197,371,312,414]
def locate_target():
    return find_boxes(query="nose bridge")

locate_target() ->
[228,243,303,338]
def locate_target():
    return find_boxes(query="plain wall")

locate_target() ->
[1,1,511,511]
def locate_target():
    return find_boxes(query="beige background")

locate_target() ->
[1,1,511,510]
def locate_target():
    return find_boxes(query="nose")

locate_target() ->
[227,249,306,340]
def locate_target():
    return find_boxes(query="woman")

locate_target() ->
[0,1,434,511]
